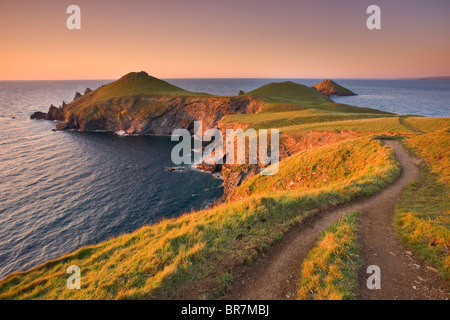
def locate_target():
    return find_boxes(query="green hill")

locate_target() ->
[247,81,332,105]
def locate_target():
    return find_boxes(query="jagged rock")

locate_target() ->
[84,88,92,95]
[45,105,65,121]
[238,90,245,96]
[30,111,47,120]
[74,92,82,100]
[312,79,356,96]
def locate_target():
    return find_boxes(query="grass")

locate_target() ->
[232,138,398,200]
[297,212,362,300]
[405,128,450,183]
[0,138,400,300]
[221,109,393,130]
[247,81,332,105]
[404,117,450,133]
[245,81,389,115]
[280,117,413,136]
[395,128,450,279]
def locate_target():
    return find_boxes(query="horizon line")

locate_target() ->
[1,76,449,82]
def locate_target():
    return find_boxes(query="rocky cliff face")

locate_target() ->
[53,95,265,135]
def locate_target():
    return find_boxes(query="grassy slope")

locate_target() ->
[280,117,413,135]
[297,212,362,300]
[222,109,393,130]
[0,138,400,300]
[395,128,450,279]
[232,138,398,200]
[404,117,450,133]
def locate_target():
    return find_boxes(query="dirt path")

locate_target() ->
[222,140,449,300]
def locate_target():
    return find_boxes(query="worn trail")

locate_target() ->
[223,140,449,300]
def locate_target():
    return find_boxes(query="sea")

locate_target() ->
[0,78,449,279]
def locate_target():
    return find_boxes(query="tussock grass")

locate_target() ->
[0,138,400,300]
[297,212,362,300]
[395,128,450,279]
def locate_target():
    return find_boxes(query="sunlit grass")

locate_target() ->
[404,117,450,133]
[297,212,362,300]
[232,138,399,200]
[222,109,393,130]
[279,117,414,135]
[395,128,450,279]
[406,128,450,183]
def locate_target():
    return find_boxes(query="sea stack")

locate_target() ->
[312,79,356,96]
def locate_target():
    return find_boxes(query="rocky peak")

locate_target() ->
[312,79,356,96]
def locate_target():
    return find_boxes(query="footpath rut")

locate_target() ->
[223,140,449,300]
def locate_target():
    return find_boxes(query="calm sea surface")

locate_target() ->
[0,78,448,279]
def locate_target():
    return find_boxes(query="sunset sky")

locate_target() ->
[1,0,449,80]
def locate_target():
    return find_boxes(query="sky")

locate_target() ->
[0,0,449,80]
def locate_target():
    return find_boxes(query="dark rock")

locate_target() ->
[45,105,65,121]
[238,90,245,96]
[30,111,47,120]
[84,88,92,95]
[74,92,82,100]
[196,154,227,174]
[167,167,186,172]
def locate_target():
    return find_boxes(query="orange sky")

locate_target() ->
[1,0,449,80]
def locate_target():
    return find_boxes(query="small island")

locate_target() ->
[312,79,356,96]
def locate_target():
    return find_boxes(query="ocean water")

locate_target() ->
[0,79,448,279]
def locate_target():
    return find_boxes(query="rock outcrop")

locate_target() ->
[45,105,65,121]
[312,79,356,96]
[30,111,47,120]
